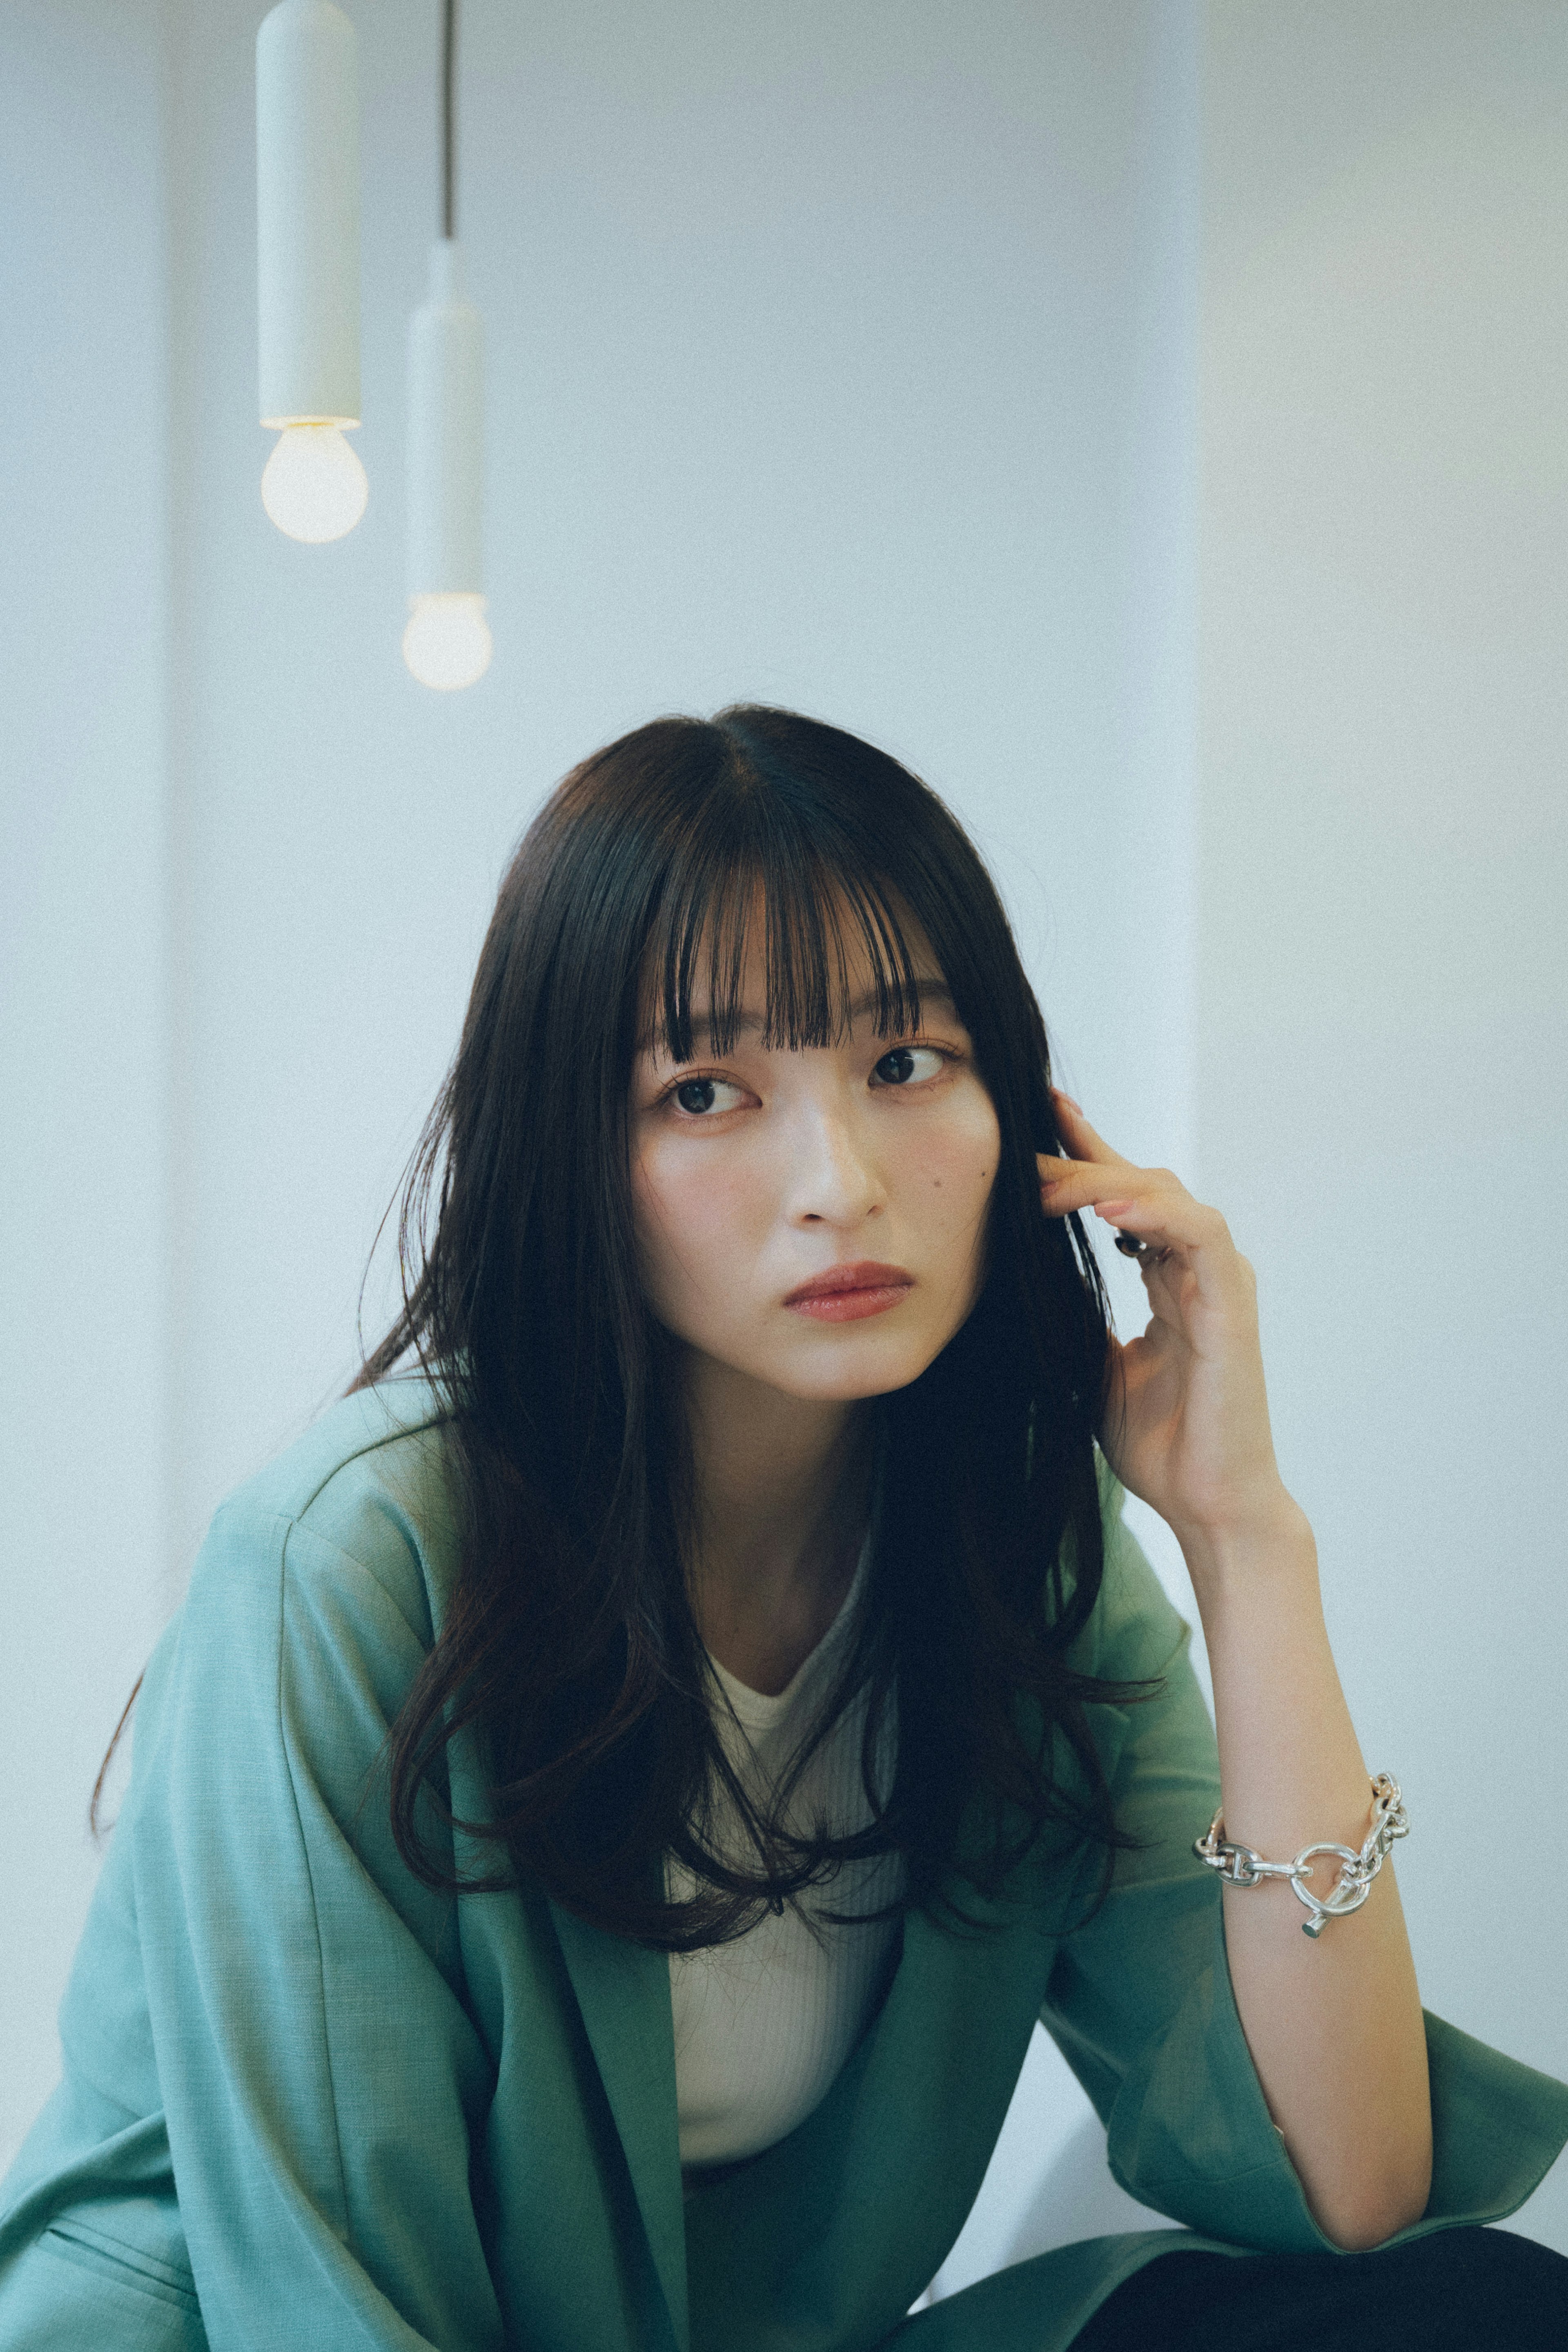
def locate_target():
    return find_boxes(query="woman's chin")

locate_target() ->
[737,1329,948,1404]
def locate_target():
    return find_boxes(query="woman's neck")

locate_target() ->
[682,1353,874,1698]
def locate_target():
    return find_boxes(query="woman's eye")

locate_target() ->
[672,1076,747,1116]
[873,1046,947,1088]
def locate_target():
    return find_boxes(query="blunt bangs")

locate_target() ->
[644,856,926,1068]
[644,844,928,1065]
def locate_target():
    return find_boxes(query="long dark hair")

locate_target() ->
[352,705,1148,1950]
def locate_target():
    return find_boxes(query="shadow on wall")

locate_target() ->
[924,2027,1177,2305]
[1000,2111,1177,2267]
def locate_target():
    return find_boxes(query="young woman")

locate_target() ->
[2,706,1566,2352]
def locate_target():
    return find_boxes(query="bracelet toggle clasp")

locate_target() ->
[1193,1774,1410,1939]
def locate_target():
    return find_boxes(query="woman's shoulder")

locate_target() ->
[191,1373,464,1656]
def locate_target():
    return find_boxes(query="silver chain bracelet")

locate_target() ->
[1193,1772,1410,1939]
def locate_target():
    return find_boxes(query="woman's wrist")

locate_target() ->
[1175,1486,1317,1616]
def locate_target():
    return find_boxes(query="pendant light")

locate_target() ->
[256,0,366,542]
[403,0,492,690]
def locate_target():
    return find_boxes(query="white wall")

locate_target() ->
[0,0,170,2177]
[1195,0,1568,2254]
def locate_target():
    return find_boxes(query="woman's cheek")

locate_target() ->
[911,1092,999,1227]
[934,1108,1000,1309]
[630,1145,694,1326]
[633,1139,768,1328]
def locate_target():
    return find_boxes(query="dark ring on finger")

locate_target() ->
[1114,1230,1172,1265]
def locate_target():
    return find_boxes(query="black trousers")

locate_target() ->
[1072,2226,1568,2351]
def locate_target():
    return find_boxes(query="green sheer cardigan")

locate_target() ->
[2,1379,1564,2351]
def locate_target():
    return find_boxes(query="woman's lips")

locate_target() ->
[782,1261,914,1323]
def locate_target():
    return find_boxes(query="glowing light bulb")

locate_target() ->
[402,592,492,690]
[261,424,368,542]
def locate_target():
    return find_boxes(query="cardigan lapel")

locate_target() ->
[549,1899,689,2352]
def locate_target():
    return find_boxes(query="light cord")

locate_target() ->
[441,0,457,239]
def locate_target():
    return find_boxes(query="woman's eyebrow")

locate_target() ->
[664,980,956,1052]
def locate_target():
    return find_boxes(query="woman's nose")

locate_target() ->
[786,1106,886,1226]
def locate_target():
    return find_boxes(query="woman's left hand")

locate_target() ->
[1038,1091,1293,1550]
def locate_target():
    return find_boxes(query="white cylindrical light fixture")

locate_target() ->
[256,0,366,542]
[403,239,490,689]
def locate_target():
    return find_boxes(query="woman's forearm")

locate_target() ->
[1185,1497,1433,2250]
[1034,1101,1434,2243]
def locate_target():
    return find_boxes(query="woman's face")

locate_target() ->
[630,920,1001,1402]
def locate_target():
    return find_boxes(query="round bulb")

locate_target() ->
[261,424,368,542]
[403,592,492,691]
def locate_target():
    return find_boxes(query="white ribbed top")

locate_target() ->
[669,1541,903,2169]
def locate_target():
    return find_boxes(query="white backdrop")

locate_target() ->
[2,0,1564,2283]
[1192,0,1568,2264]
